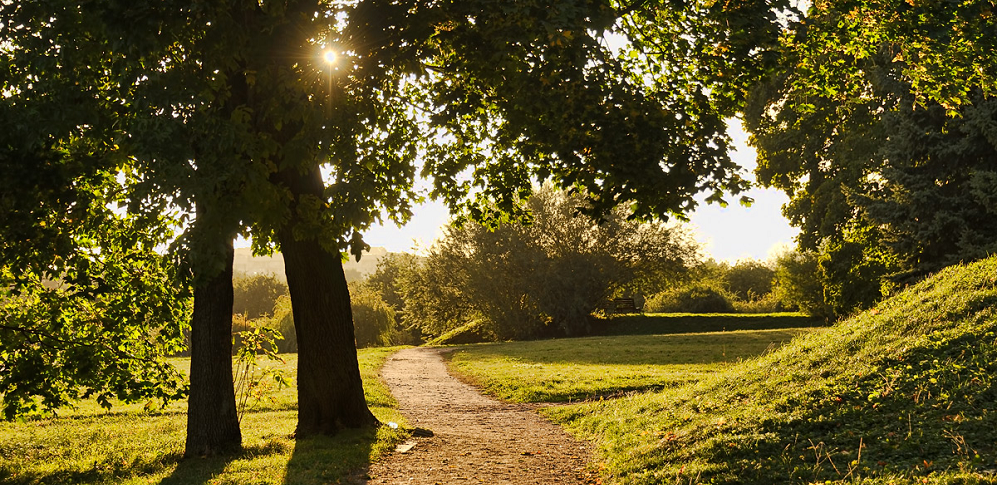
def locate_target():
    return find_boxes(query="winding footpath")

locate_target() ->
[357,347,597,484]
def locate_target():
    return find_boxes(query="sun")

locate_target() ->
[322,50,337,65]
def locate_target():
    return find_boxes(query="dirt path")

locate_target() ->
[358,347,597,484]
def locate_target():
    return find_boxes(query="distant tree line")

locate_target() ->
[389,186,701,341]
[230,187,700,345]
[229,272,408,352]
[299,187,843,346]
[234,167,983,349]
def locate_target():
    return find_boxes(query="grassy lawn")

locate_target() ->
[540,259,997,484]
[448,327,815,402]
[0,347,408,485]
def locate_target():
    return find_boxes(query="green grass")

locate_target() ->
[0,347,408,485]
[541,258,997,484]
[594,312,826,336]
[448,328,813,403]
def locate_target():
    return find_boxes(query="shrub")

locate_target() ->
[731,292,785,313]
[233,273,288,320]
[350,282,400,348]
[724,259,775,301]
[257,295,296,353]
[645,284,735,313]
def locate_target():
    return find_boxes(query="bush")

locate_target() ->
[724,259,775,301]
[257,295,296,353]
[233,273,288,320]
[257,286,413,352]
[349,283,397,348]
[731,292,785,313]
[644,284,736,313]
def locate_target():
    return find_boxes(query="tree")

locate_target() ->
[855,95,997,281]
[366,253,422,314]
[404,187,700,339]
[771,249,827,318]
[0,1,190,420]
[744,0,997,317]
[3,0,799,452]
[348,282,398,348]
[2,0,294,453]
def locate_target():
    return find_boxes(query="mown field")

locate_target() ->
[448,326,813,403]
[450,259,997,484]
[0,347,408,485]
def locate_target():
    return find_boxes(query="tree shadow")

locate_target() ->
[282,429,379,485]
[158,441,287,485]
[594,313,827,337]
[454,327,812,367]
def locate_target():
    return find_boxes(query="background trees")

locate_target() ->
[397,187,700,340]
[233,274,289,321]
[744,0,997,319]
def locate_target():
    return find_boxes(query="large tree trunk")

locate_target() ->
[184,226,241,456]
[277,166,379,437]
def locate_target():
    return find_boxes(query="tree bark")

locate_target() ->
[277,166,379,437]
[184,227,242,456]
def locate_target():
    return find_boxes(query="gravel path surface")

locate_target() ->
[356,347,598,484]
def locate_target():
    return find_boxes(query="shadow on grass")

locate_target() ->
[594,313,826,336]
[282,428,380,485]
[453,328,813,367]
[158,441,289,485]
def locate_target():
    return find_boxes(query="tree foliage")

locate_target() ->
[855,95,997,280]
[348,282,398,348]
[232,274,288,321]
[0,0,196,418]
[744,0,997,318]
[723,260,776,302]
[0,225,188,419]
[403,187,700,339]
[771,249,828,319]
[365,253,422,315]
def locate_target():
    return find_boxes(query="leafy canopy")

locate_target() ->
[1,0,799,415]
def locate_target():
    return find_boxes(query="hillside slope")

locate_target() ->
[548,257,997,484]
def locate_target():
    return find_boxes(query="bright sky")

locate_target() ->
[361,120,799,262]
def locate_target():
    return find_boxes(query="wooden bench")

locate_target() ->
[612,298,638,314]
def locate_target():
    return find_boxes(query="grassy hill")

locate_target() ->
[546,257,997,484]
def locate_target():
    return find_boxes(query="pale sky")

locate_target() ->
[361,121,799,262]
